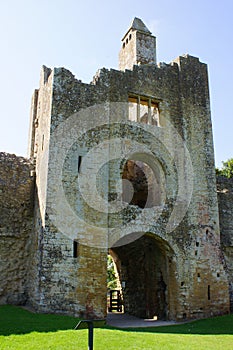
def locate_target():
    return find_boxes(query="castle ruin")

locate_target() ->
[0,18,232,321]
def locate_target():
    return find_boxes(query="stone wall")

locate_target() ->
[26,54,229,320]
[217,176,233,311]
[0,152,34,304]
[27,66,109,318]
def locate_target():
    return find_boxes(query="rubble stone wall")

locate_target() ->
[0,153,34,304]
[217,176,233,312]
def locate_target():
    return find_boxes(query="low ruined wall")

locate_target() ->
[217,176,233,311]
[0,152,34,304]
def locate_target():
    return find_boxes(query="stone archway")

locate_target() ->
[121,156,167,210]
[109,233,177,320]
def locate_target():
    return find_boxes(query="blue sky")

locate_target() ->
[0,0,232,167]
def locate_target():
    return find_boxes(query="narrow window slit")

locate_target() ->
[73,240,78,258]
[208,285,211,300]
[78,156,82,172]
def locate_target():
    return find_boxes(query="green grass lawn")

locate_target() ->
[0,305,233,349]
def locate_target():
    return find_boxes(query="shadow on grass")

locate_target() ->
[0,305,80,336]
[0,305,232,336]
[0,305,103,336]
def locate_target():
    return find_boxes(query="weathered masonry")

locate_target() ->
[217,177,233,312]
[0,17,232,320]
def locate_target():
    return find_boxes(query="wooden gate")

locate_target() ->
[108,290,122,312]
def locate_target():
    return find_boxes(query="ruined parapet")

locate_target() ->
[0,152,34,304]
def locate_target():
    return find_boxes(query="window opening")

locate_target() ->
[122,159,162,208]
[73,240,78,258]
[122,160,148,208]
[140,99,149,124]
[128,94,160,125]
[78,156,82,173]
[208,285,211,300]
[151,101,159,125]
[128,96,138,122]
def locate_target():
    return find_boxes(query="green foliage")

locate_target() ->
[216,158,233,178]
[107,255,117,289]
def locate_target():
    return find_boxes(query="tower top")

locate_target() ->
[119,18,156,71]
[122,17,151,40]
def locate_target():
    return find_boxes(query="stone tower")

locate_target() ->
[0,18,231,321]
[119,17,156,70]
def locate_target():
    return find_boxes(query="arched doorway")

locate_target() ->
[109,233,176,320]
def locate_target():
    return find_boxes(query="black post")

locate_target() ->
[87,321,93,350]
[74,318,105,349]
[74,320,95,350]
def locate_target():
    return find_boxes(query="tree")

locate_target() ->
[107,255,117,289]
[216,158,233,178]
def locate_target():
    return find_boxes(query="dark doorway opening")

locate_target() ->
[109,233,175,320]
